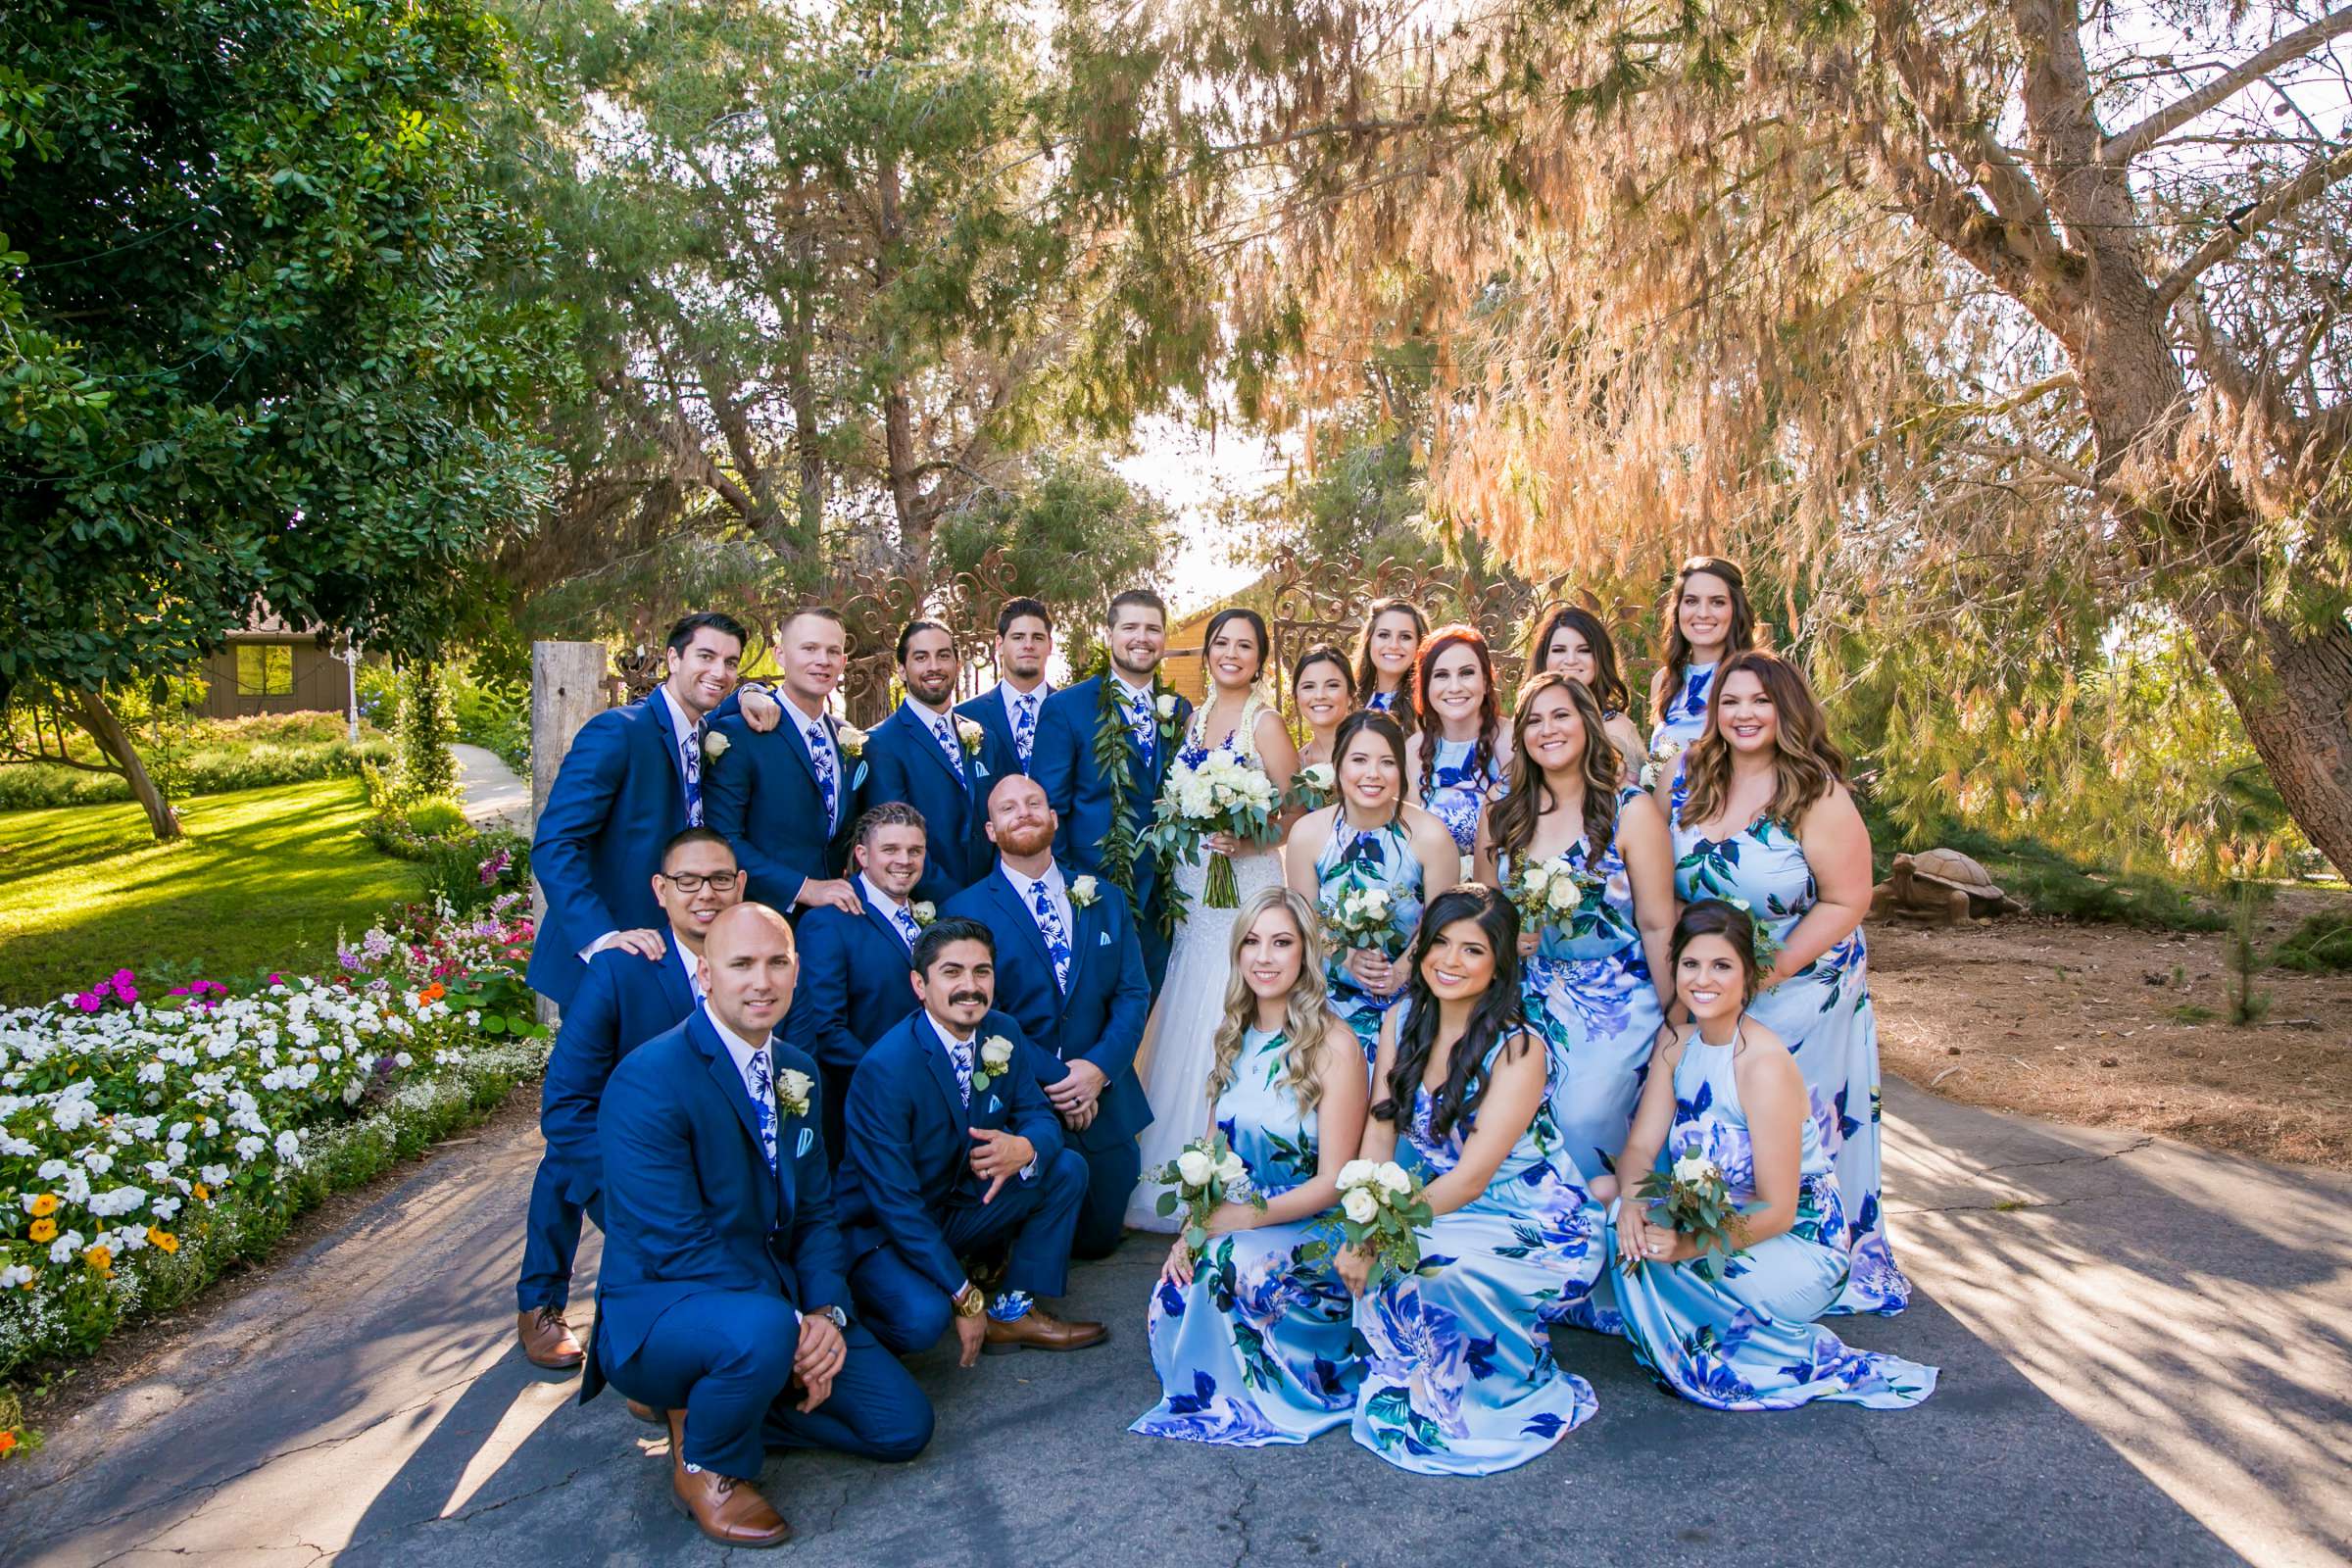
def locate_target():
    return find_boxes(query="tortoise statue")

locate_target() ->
[1870,849,2026,926]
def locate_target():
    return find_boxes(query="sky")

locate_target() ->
[1109,411,1296,616]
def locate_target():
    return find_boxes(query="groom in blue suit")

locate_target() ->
[526,612,748,1005]
[704,605,865,920]
[833,918,1108,1364]
[586,904,932,1547]
[781,802,929,1158]
[943,774,1151,1259]
[860,620,1013,905]
[1028,588,1191,994]
[517,828,745,1372]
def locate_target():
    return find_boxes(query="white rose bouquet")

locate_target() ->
[1140,745,1281,907]
[1320,882,1406,958]
[1631,1149,1745,1266]
[1640,737,1687,792]
[1332,1158,1431,1286]
[1506,857,1603,941]
[1283,760,1337,813]
[1146,1130,1264,1256]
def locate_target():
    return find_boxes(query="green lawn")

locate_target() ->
[0,778,424,1006]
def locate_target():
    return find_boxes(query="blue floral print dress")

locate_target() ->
[1419,736,1504,857]
[1315,816,1426,1060]
[1133,1025,1360,1446]
[1604,1029,1937,1410]
[1670,791,1911,1315]
[1350,1024,1604,1476]
[1648,661,1719,756]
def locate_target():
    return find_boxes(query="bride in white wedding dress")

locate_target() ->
[1126,609,1300,1231]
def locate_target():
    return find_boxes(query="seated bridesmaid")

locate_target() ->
[1132,887,1371,1446]
[1603,901,1937,1412]
[1343,885,1603,1477]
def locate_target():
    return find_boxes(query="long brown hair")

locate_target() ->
[1679,650,1848,830]
[1353,598,1427,734]
[1412,624,1501,802]
[1490,673,1622,865]
[1205,887,1334,1115]
[1657,557,1758,712]
[1524,603,1633,717]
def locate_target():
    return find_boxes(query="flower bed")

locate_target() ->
[0,897,546,1404]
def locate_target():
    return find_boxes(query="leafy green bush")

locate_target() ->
[450,661,530,773]
[2274,909,2352,973]
[0,711,390,810]
[393,663,459,801]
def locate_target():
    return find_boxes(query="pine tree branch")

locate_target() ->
[2154,141,2352,311]
[2100,7,2352,167]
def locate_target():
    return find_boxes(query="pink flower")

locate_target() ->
[111,968,135,990]
[266,972,281,985]
[72,991,104,1013]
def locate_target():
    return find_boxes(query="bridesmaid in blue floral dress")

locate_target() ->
[1523,602,1647,783]
[1352,597,1427,737]
[1407,624,1510,857]
[1605,901,1936,1409]
[1286,711,1459,1060]
[1134,888,1372,1446]
[1343,886,1605,1476]
[1645,557,1758,780]
[1668,651,1910,1315]
[1477,674,1677,1179]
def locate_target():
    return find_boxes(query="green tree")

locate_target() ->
[393,663,460,803]
[0,0,564,839]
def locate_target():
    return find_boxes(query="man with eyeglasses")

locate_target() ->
[519,828,747,1371]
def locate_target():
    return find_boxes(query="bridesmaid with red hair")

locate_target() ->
[1403,624,1510,860]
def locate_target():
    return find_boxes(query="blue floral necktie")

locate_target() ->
[891,904,922,951]
[1012,692,1039,766]
[805,720,838,827]
[1031,878,1072,993]
[932,715,965,780]
[944,1035,975,1105]
[744,1045,779,1173]
[1126,687,1156,771]
[681,723,704,827]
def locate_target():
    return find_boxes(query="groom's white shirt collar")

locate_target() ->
[1109,671,1154,705]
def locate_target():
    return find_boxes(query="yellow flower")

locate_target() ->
[27,1219,54,1245]
[147,1228,179,1254]
[27,1195,57,1219]
[192,1183,211,1201]
[84,1245,113,1276]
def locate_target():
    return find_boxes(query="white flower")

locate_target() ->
[908,902,936,928]
[200,1164,230,1187]
[955,715,986,754]
[1360,889,1391,917]
[1520,865,1549,896]
[1336,1158,1376,1190]
[234,1136,264,1162]
[274,1130,302,1164]
[1343,1188,1380,1225]
[1154,693,1178,719]
[1545,874,1580,911]
[835,723,867,757]
[1175,1149,1215,1189]
[776,1068,813,1119]
[702,729,731,761]
[1068,875,1099,907]
[0,1264,31,1289]
[1672,1152,1721,1189]
[1300,763,1335,791]
[979,1035,1014,1074]
[1214,1151,1248,1186]
[1375,1161,1411,1195]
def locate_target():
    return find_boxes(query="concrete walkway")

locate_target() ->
[2,1078,2342,1567]
[454,744,530,833]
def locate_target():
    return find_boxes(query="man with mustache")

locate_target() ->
[832,918,1107,1364]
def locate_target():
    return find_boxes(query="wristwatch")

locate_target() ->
[815,1303,849,1330]
[952,1284,987,1319]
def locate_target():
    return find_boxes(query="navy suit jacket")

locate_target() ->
[956,684,1035,777]
[942,867,1152,1152]
[525,694,694,1004]
[1029,675,1192,910]
[860,701,1015,905]
[834,1008,1064,1298]
[780,900,920,1154]
[540,932,700,1208]
[703,696,858,910]
[586,1011,846,1391]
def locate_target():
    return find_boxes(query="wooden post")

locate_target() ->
[530,641,610,1023]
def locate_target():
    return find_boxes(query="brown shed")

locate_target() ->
[197,611,357,721]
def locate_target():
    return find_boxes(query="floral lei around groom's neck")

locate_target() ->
[1090,653,1182,938]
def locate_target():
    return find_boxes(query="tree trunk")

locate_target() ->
[2182,597,2352,878]
[72,687,180,842]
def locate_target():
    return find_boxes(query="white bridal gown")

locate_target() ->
[1125,694,1288,1232]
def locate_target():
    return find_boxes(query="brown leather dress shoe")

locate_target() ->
[664,1410,791,1547]
[516,1306,584,1371]
[983,1304,1107,1354]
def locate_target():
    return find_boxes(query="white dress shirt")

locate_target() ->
[999,680,1050,731]
[859,873,921,952]
[999,858,1072,943]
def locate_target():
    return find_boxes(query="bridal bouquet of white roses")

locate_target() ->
[1631,1149,1745,1266]
[1147,1130,1264,1256]
[1333,1158,1432,1286]
[1506,857,1603,941]
[1141,745,1280,907]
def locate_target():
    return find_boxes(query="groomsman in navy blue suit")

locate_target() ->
[943,774,1150,1259]
[517,828,747,1371]
[833,919,1107,1363]
[860,621,1013,906]
[526,612,748,1005]
[704,605,865,920]
[1029,589,1192,993]
[586,904,932,1547]
[781,802,929,1158]
[955,597,1054,775]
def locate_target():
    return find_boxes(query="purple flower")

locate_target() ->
[72,990,104,1013]
[476,848,512,887]
[266,972,281,985]
[336,947,363,972]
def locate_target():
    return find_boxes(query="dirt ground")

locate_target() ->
[1872,889,2352,1171]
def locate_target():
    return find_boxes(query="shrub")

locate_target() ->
[0,711,391,811]
[392,663,458,802]
[2274,909,2352,973]
[450,662,529,774]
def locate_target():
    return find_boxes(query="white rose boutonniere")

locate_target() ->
[955,715,986,756]
[1153,690,1180,739]
[776,1067,813,1121]
[702,730,731,762]
[1068,874,1099,907]
[909,901,936,928]
[972,1034,1015,1093]
[835,723,867,759]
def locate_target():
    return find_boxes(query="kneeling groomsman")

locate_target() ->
[782,802,930,1159]
[518,827,745,1371]
[944,774,1151,1259]
[834,918,1107,1363]
[586,905,933,1548]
